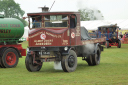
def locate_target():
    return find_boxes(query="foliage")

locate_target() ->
[0,0,27,27]
[78,8,104,21]
[0,41,128,85]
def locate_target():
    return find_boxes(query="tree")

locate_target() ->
[0,0,27,27]
[78,8,104,21]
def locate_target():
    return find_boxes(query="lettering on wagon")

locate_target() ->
[10,24,20,28]
[29,32,44,38]
[29,32,62,38]
[0,29,11,33]
[0,24,20,28]
[0,24,8,28]
[46,32,61,38]
[34,39,53,46]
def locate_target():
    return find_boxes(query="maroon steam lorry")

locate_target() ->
[25,7,106,72]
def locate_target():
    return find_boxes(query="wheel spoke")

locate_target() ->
[68,55,75,67]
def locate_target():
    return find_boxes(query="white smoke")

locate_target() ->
[54,61,62,70]
[92,8,104,20]
[77,0,104,20]
[83,43,95,55]
[77,0,89,9]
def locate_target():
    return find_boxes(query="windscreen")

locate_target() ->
[98,27,117,33]
[44,15,68,28]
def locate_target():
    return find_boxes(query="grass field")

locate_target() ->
[0,41,128,85]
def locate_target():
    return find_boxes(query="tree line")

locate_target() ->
[0,0,27,27]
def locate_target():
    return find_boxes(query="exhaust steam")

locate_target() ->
[82,43,95,55]
[54,61,62,70]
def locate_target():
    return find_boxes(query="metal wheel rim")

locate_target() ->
[68,55,75,67]
[6,52,16,65]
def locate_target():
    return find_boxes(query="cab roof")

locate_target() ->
[27,11,80,16]
[98,24,119,28]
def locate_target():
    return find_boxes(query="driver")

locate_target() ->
[33,17,41,28]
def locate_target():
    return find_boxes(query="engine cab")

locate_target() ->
[27,7,83,47]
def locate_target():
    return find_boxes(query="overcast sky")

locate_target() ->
[14,0,128,20]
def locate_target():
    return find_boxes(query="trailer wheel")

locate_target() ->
[117,40,121,48]
[61,50,77,72]
[25,54,42,72]
[105,41,109,48]
[1,48,19,68]
[0,48,6,68]
[92,46,100,65]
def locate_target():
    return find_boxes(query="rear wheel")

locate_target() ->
[117,40,121,48]
[92,47,101,65]
[86,46,101,66]
[86,55,93,66]
[105,41,109,48]
[1,48,19,68]
[25,54,42,72]
[61,50,77,72]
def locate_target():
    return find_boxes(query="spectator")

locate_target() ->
[119,32,123,38]
[122,34,126,43]
[126,32,128,38]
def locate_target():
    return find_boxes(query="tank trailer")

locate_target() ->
[25,7,106,72]
[0,14,26,68]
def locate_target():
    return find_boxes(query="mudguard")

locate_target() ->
[61,47,72,56]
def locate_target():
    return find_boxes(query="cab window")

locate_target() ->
[70,14,77,28]
[29,16,42,29]
[44,15,68,28]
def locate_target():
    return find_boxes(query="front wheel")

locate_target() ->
[92,46,101,65]
[25,54,42,72]
[61,50,77,72]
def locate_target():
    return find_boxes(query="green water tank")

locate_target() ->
[0,15,24,39]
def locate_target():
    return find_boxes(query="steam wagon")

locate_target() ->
[0,14,26,68]
[25,7,106,72]
[89,24,121,48]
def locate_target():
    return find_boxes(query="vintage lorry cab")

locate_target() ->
[26,7,106,72]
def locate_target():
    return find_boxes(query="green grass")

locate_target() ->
[0,42,128,85]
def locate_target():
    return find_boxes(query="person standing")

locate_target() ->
[122,33,126,43]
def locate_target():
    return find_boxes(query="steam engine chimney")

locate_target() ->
[39,7,49,12]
